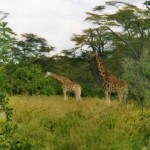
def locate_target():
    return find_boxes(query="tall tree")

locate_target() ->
[71,28,112,55]
[71,1,150,87]
[86,1,150,59]
[12,33,55,64]
[144,0,150,12]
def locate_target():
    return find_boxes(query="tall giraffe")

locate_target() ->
[45,72,82,101]
[90,51,128,104]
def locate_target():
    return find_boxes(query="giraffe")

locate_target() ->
[45,72,82,101]
[90,51,128,105]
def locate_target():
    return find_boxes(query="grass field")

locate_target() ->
[9,95,150,150]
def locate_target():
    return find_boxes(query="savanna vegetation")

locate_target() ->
[9,96,150,150]
[0,0,150,149]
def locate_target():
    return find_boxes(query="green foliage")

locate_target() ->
[9,65,60,95]
[82,86,103,98]
[56,111,86,136]
[2,58,102,97]
[41,111,86,135]
[144,0,150,13]
[0,1,149,102]
[41,117,57,132]
[122,50,150,102]
[84,108,150,150]
[10,140,32,150]
[0,67,13,94]
[0,93,15,149]
[38,56,101,97]
[0,22,16,64]
[0,64,61,96]
[13,33,54,64]
[10,96,150,150]
[0,93,32,149]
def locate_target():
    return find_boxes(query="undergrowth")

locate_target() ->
[9,95,150,150]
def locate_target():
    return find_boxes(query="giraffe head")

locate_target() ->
[45,71,52,78]
[88,51,103,61]
[88,51,99,58]
[88,51,96,57]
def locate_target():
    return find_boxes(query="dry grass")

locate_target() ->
[8,95,150,150]
[9,95,109,119]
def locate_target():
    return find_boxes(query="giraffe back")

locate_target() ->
[62,80,81,93]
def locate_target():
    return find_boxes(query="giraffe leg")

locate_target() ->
[79,94,82,101]
[118,84,128,101]
[74,91,77,101]
[123,88,128,101]
[78,93,82,101]
[75,91,79,101]
[105,91,110,106]
[63,90,67,100]
[66,92,68,100]
[118,92,123,102]
[123,92,127,101]
[78,90,82,101]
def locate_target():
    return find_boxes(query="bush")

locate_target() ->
[0,93,32,149]
[122,50,150,103]
[0,67,13,95]
[82,86,103,98]
[5,64,61,95]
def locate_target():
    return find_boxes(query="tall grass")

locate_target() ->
[9,95,150,150]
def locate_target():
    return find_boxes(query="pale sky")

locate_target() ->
[0,0,145,54]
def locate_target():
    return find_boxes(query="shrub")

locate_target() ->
[0,93,32,149]
[122,50,150,103]
[0,67,13,95]
[6,64,61,95]
[82,86,103,98]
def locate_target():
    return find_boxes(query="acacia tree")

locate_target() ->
[71,1,150,100]
[71,28,113,55]
[85,1,150,59]
[144,0,150,12]
[71,23,118,84]
[72,1,150,59]
[12,33,55,64]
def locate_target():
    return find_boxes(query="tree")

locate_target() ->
[71,28,113,55]
[70,1,150,102]
[0,11,9,22]
[71,27,114,85]
[12,33,55,64]
[144,0,150,12]
[85,1,150,59]
[0,16,16,65]
[122,49,150,102]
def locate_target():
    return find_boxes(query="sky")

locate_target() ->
[0,0,146,54]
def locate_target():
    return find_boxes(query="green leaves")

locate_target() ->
[82,1,150,59]
[0,93,17,149]
[0,22,17,65]
[93,5,105,12]
[122,49,150,101]
[13,33,55,64]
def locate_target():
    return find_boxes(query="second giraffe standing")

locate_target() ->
[91,51,128,105]
[45,72,82,101]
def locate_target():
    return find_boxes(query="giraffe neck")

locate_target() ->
[48,73,71,84]
[96,54,107,81]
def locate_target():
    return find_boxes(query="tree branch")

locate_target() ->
[104,26,139,59]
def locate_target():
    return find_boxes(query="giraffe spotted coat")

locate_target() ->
[45,72,82,101]
[91,52,128,104]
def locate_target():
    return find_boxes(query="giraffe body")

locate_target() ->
[91,52,128,104]
[45,72,82,101]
